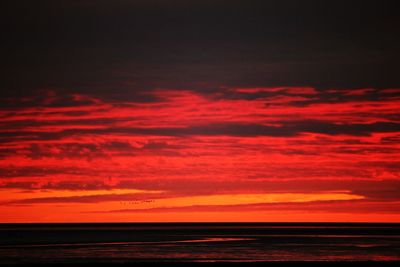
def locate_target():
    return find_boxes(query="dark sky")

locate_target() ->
[2,0,400,102]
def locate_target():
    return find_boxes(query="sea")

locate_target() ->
[0,223,399,264]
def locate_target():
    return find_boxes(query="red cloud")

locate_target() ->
[0,87,399,222]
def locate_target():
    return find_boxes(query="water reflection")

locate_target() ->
[0,223,399,263]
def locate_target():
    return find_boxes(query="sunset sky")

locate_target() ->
[1,1,399,222]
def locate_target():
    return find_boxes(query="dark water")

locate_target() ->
[0,223,399,263]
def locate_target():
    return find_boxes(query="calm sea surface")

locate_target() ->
[0,223,399,263]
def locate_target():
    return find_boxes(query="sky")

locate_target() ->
[0,0,399,222]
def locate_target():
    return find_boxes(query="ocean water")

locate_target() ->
[0,223,399,263]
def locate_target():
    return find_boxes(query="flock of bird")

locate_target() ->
[119,199,155,205]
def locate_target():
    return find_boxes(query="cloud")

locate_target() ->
[3,191,363,207]
[25,142,135,160]
[1,0,399,222]
[0,166,94,179]
[2,121,399,146]
[3,193,158,205]
[98,199,400,214]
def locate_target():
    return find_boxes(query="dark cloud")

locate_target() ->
[290,121,400,136]
[27,143,107,160]
[0,140,185,161]
[2,121,400,145]
[330,147,400,155]
[24,141,182,159]
[0,166,93,179]
[0,180,112,191]
[1,0,399,103]
[380,135,400,144]
[0,148,14,159]
[0,117,137,131]
[0,89,163,109]
[290,89,400,106]
[209,87,400,106]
